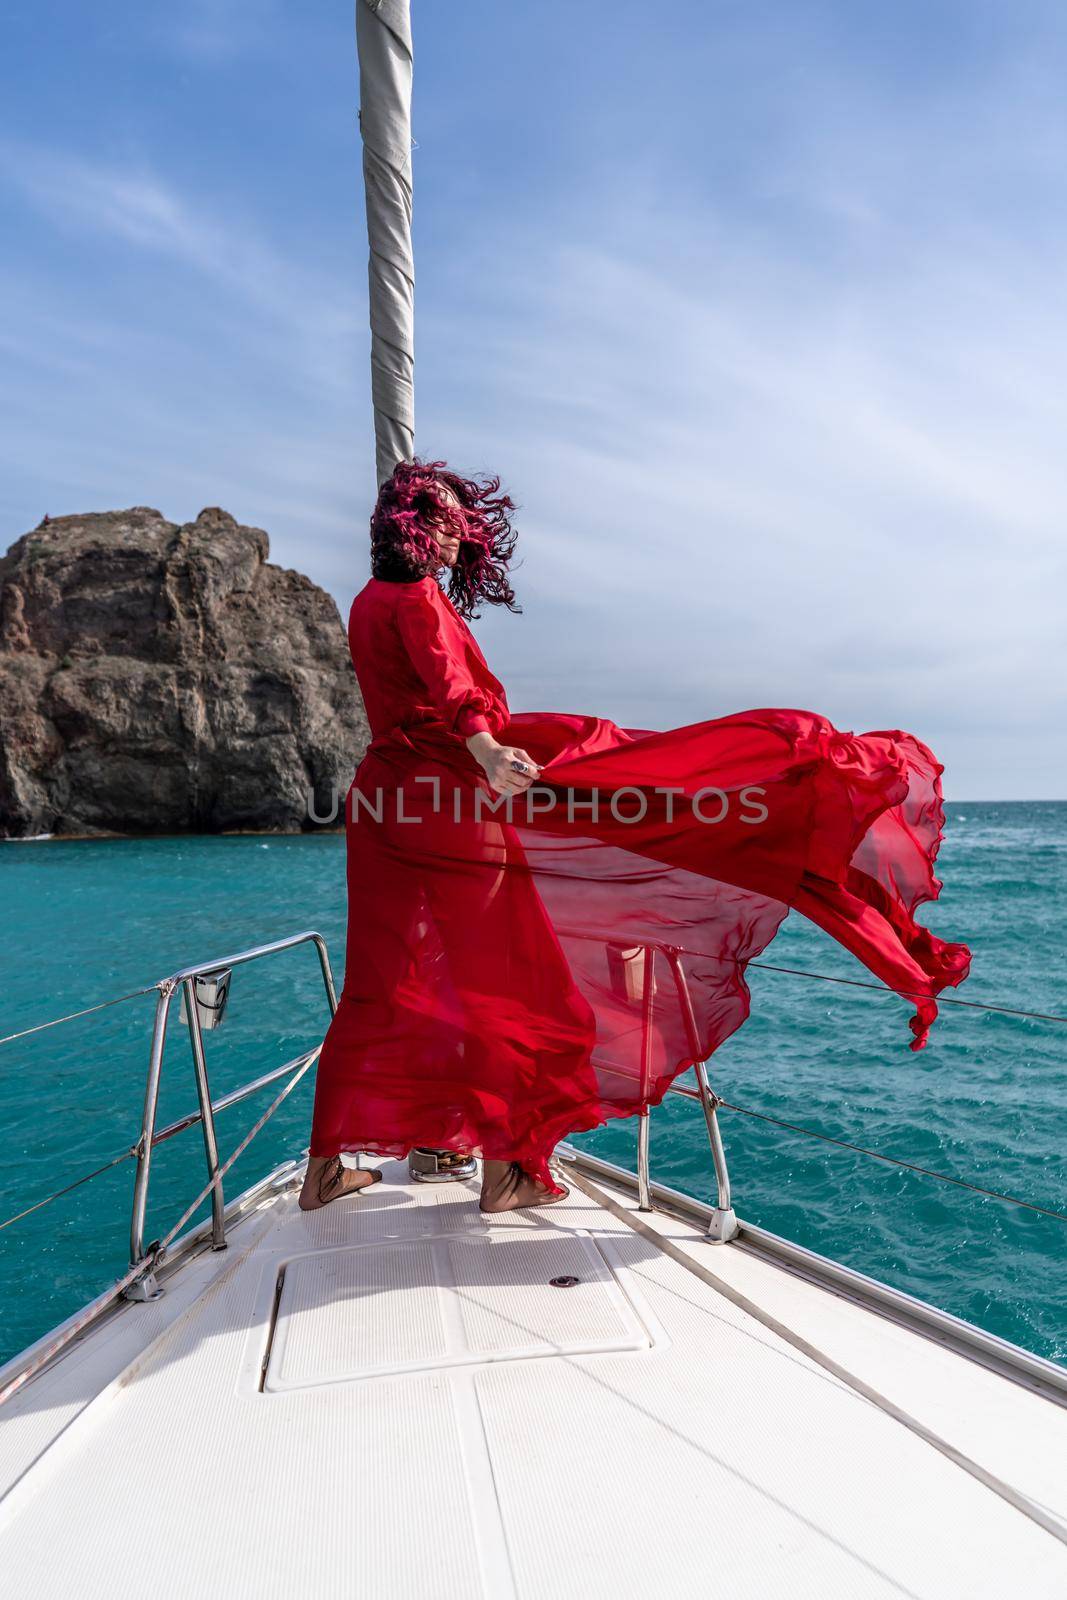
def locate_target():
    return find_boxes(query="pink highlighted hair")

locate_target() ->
[369,457,521,617]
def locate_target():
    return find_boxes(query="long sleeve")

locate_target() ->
[394,581,505,738]
[454,707,493,737]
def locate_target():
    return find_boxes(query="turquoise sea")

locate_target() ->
[1,802,1064,1369]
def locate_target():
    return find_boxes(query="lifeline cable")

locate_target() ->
[744,957,1067,1026]
[709,1098,1067,1223]
[0,1146,138,1232]
[0,984,159,1046]
[3,1067,1066,1236]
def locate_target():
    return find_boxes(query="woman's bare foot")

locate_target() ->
[298,1154,383,1211]
[479,1159,569,1214]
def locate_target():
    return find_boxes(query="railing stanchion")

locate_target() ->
[666,946,738,1243]
[127,981,176,1289]
[183,978,227,1251]
[636,947,655,1211]
[311,932,339,1015]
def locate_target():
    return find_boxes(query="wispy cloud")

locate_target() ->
[417,115,1067,793]
[0,139,373,583]
[0,142,362,396]
[147,0,284,65]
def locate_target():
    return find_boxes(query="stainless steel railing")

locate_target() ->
[554,928,738,1240]
[127,930,337,1288]
[127,928,337,1273]
[0,930,338,1404]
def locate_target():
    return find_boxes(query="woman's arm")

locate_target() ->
[395,583,541,795]
[395,582,501,737]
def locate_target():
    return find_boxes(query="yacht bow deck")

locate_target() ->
[1,1154,1064,1598]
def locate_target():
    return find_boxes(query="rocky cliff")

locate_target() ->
[0,507,369,837]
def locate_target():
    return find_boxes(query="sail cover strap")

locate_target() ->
[356,0,414,486]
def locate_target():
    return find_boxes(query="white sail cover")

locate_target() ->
[356,0,414,486]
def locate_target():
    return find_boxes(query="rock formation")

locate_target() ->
[0,507,369,837]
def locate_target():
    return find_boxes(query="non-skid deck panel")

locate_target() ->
[477,1225,1067,1598]
[621,1187,1067,1529]
[265,1232,650,1390]
[1,1157,1065,1600]
[0,1202,281,1501]
[0,1194,485,1595]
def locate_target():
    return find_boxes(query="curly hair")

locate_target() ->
[369,457,521,617]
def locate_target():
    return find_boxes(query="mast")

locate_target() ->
[355,0,414,487]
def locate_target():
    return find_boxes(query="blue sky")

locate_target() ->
[2,1,1065,797]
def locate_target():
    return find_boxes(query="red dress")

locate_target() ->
[309,575,970,1184]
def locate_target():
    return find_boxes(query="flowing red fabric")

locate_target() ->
[309,576,971,1186]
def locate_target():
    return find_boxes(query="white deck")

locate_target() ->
[1,1156,1065,1597]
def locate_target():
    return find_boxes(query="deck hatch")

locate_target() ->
[263,1231,651,1391]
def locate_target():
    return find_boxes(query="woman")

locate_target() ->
[301,458,970,1212]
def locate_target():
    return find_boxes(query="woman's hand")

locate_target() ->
[465,731,543,797]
